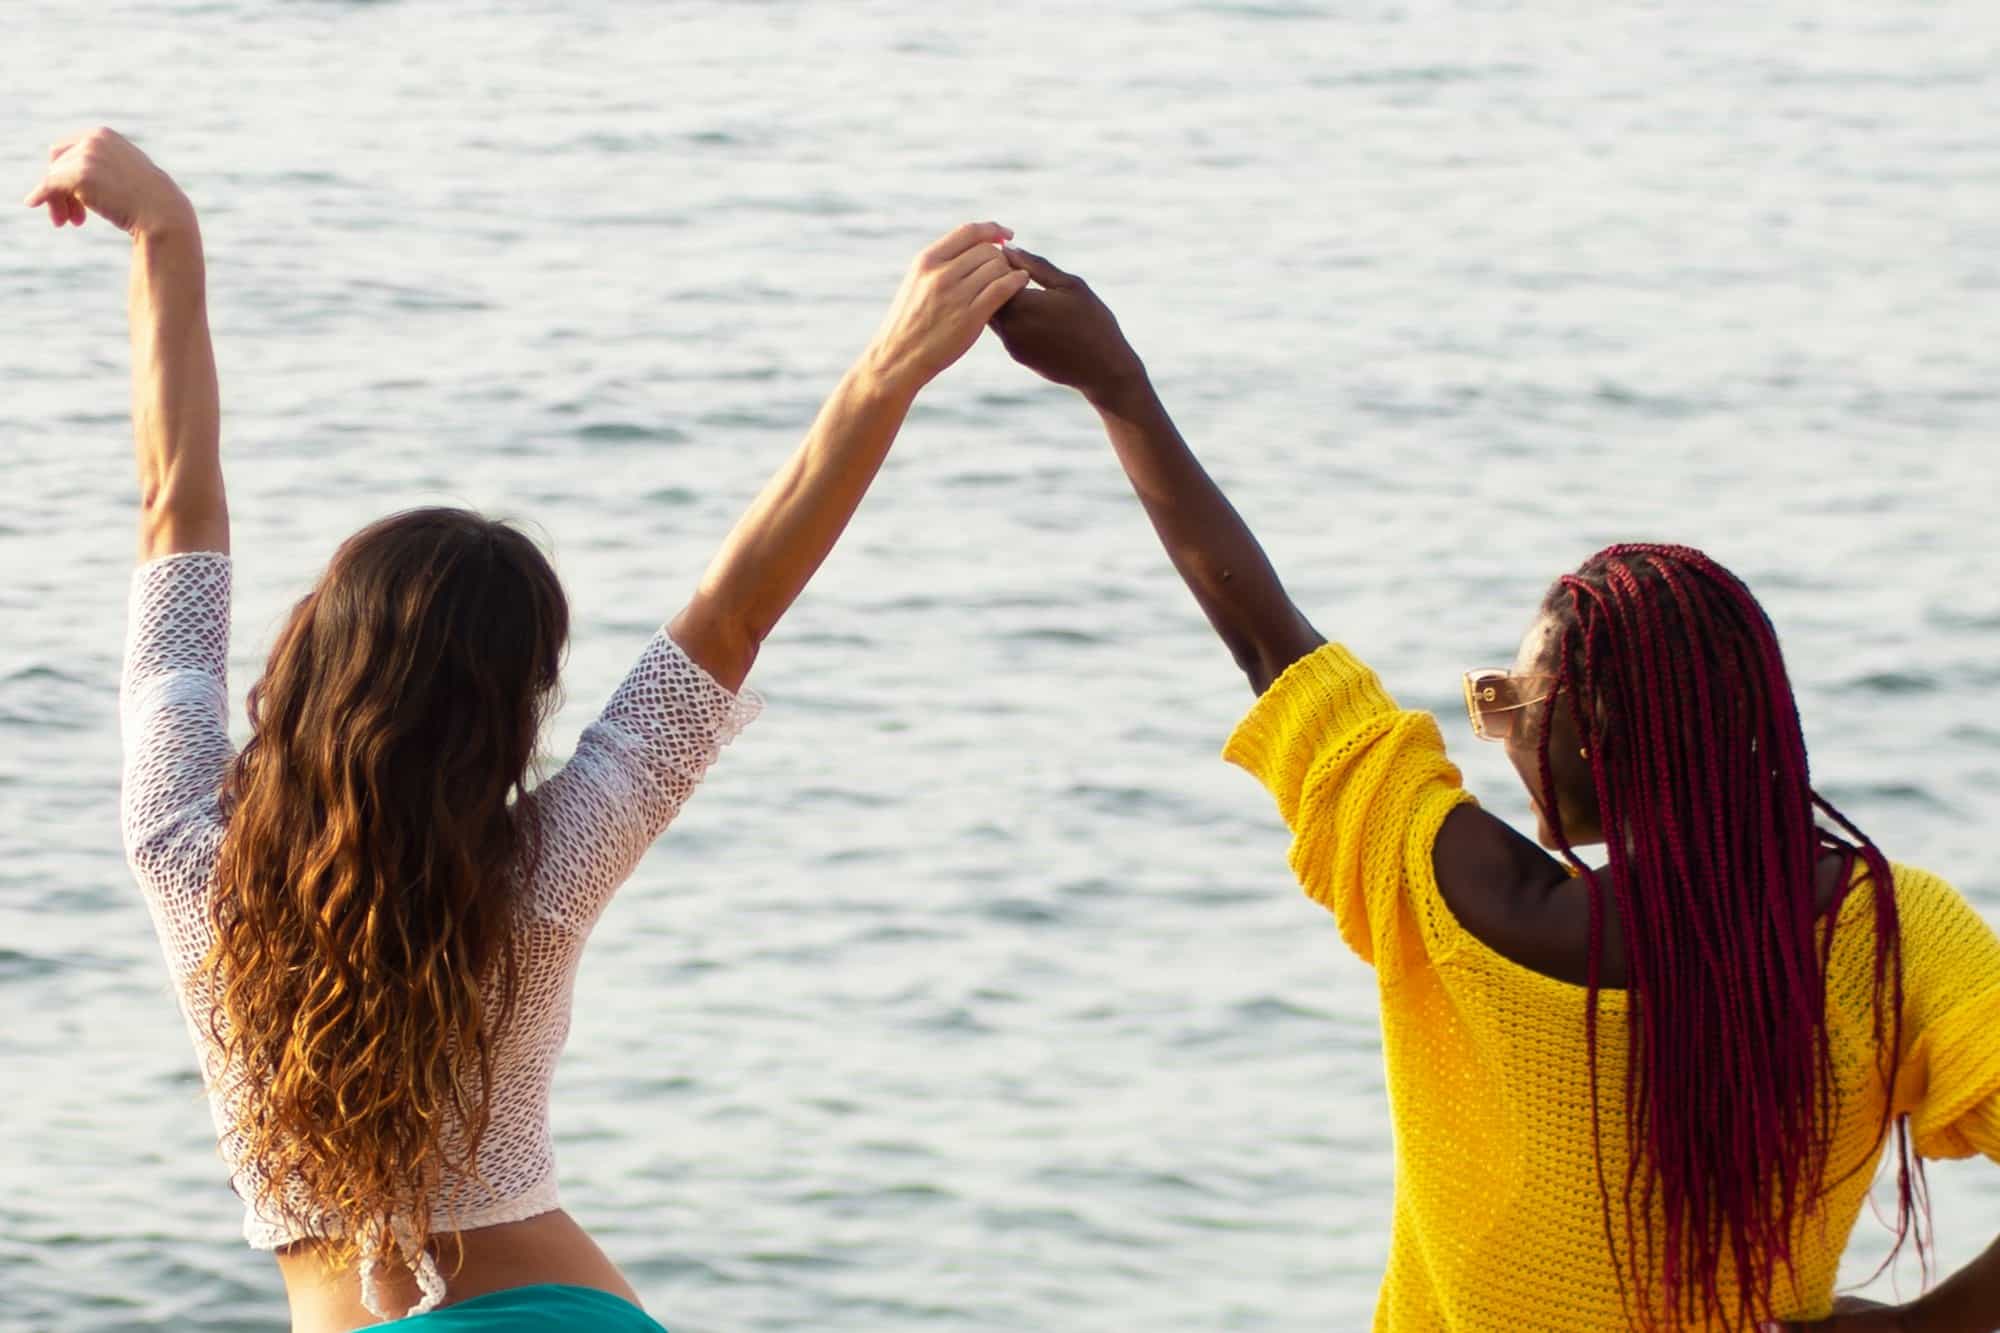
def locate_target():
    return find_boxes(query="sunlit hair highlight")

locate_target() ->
[202,507,567,1274]
[1536,542,1923,1329]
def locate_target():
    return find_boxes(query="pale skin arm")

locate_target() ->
[666,221,1029,693]
[26,128,227,561]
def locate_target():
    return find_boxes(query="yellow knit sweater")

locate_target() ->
[1223,643,2000,1331]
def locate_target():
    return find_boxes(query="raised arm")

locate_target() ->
[667,221,1028,693]
[987,248,1321,694]
[26,128,227,561]
[30,133,236,956]
[520,223,1029,932]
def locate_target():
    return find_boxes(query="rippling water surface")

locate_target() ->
[3,3,1997,1329]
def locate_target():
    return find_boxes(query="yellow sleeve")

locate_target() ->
[1889,870,2000,1162]
[1223,643,1472,976]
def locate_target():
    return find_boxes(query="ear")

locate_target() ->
[1546,707,1604,845]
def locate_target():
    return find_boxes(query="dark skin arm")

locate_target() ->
[985,243,1545,939]
[1912,1237,2000,1333]
[986,248,1322,694]
[1776,1238,2000,1332]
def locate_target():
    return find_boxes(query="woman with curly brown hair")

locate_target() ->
[28,128,1027,1332]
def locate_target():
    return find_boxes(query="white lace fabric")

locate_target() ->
[119,551,760,1319]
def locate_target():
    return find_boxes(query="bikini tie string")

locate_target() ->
[358,1220,448,1320]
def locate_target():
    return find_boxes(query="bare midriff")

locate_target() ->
[275,1209,641,1333]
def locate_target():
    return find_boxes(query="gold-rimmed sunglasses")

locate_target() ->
[1461,670,1558,743]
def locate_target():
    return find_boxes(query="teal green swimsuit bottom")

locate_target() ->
[381,1284,668,1331]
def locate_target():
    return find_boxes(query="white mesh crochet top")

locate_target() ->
[119,552,760,1317]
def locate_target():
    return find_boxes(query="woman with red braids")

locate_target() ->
[988,249,2000,1332]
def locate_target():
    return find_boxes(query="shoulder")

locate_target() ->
[1431,806,1614,985]
[1432,804,1549,898]
[1832,860,1997,953]
[1882,862,2000,963]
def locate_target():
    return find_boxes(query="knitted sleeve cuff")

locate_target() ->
[1223,643,1401,813]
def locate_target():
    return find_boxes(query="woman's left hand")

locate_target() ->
[23,127,193,236]
[985,245,1150,409]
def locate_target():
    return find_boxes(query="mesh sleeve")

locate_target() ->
[119,552,234,976]
[523,630,761,931]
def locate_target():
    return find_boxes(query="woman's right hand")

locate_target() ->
[863,221,1028,398]
[986,246,1150,408]
[23,128,194,237]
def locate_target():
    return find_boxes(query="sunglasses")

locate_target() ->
[1461,670,1558,743]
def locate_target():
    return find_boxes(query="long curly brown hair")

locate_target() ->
[201,507,568,1273]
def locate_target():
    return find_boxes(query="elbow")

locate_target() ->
[1245,613,1325,697]
[1245,659,1291,699]
[667,602,761,694]
[1240,641,1322,699]
[121,807,192,885]
[1219,627,1305,697]
[137,487,230,560]
[1220,634,1272,695]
